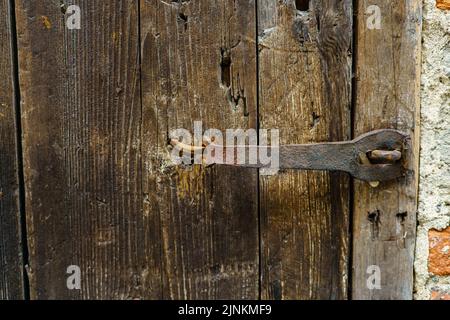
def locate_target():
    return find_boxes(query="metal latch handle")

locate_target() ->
[170,129,408,183]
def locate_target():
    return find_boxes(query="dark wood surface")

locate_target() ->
[0,0,421,300]
[0,0,25,300]
[141,0,259,299]
[140,0,259,299]
[258,0,352,299]
[16,0,145,299]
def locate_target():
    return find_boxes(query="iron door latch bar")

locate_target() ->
[170,129,409,183]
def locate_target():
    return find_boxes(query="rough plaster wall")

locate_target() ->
[414,0,450,300]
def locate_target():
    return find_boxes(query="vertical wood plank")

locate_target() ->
[140,0,259,299]
[352,0,422,299]
[0,0,25,300]
[258,0,353,299]
[15,0,158,299]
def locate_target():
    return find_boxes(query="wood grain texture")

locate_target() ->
[258,0,352,299]
[15,0,153,299]
[352,0,422,299]
[140,0,259,299]
[0,0,25,300]
[10,0,422,300]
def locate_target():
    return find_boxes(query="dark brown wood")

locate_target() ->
[352,0,421,299]
[9,0,422,300]
[258,0,352,299]
[15,0,155,299]
[0,0,25,300]
[140,0,259,299]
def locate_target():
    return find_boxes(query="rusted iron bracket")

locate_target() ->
[170,129,409,183]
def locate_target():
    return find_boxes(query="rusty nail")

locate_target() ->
[169,139,206,153]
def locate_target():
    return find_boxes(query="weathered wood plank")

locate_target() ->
[140,0,259,299]
[352,0,422,299]
[258,0,352,299]
[15,0,156,299]
[0,0,25,300]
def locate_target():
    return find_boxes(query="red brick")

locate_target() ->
[437,0,450,10]
[431,288,450,300]
[428,227,450,276]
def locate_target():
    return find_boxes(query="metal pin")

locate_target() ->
[359,152,380,188]
[368,150,402,162]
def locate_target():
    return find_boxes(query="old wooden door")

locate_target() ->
[0,0,421,300]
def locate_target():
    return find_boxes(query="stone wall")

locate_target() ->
[414,0,450,300]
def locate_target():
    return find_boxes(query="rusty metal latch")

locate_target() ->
[170,129,409,183]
